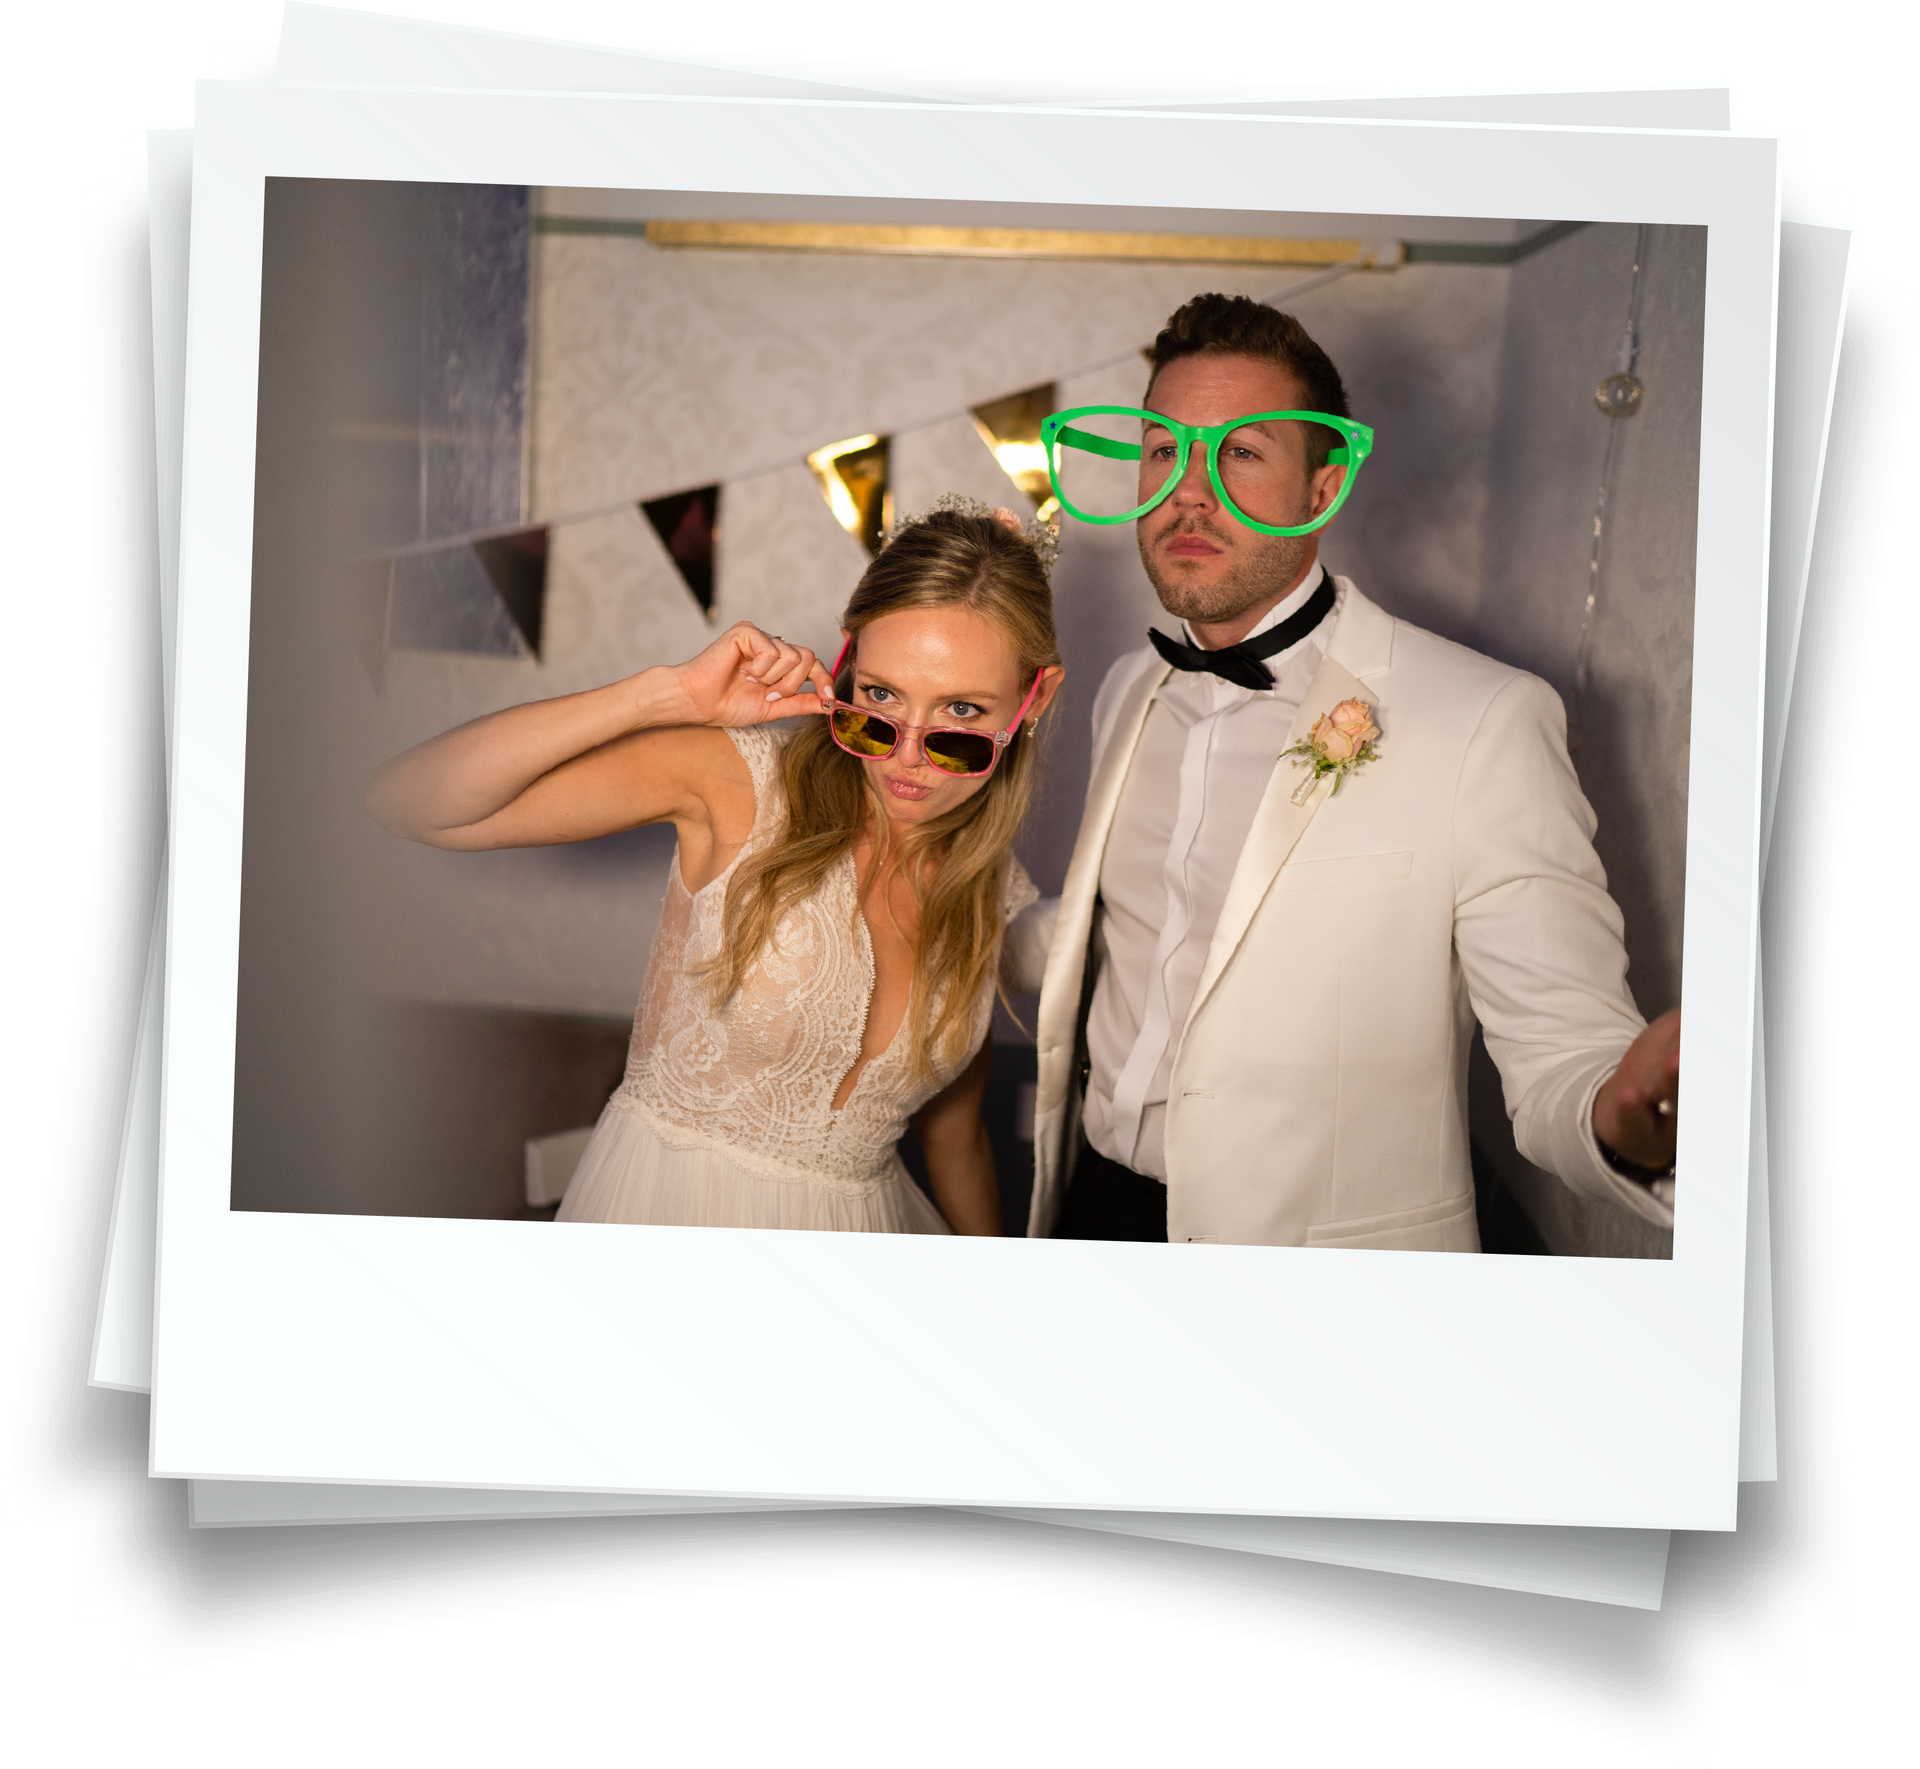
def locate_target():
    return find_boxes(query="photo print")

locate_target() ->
[240,177,1700,1260]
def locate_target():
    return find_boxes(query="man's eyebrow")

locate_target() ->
[1139,411,1289,430]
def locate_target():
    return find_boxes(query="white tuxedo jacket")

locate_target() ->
[1018,580,1675,1248]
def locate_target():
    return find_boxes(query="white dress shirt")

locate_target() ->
[1082,568,1337,1180]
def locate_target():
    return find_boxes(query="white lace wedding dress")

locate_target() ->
[556,726,1036,1233]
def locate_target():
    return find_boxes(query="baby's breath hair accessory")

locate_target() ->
[887,492,1060,574]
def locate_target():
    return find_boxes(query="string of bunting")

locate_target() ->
[356,257,1369,673]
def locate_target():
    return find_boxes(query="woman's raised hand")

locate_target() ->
[666,622,834,728]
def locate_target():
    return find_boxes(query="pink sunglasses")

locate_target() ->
[819,636,1044,778]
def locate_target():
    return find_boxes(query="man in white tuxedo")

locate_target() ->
[1021,294,1680,1248]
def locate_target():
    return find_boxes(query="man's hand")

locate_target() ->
[1591,1006,1681,1174]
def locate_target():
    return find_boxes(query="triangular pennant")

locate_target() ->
[389,538,532,658]
[640,485,721,617]
[472,526,551,658]
[805,434,892,556]
[969,383,1060,521]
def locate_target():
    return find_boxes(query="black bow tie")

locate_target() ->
[1149,570,1338,691]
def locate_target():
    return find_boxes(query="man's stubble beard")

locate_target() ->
[1137,517,1315,630]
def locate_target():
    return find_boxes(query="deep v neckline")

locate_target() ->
[831,850,915,1114]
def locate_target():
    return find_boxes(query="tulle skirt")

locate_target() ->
[555,1098,952,1235]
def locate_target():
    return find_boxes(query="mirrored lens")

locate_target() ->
[831,707,898,757]
[1212,419,1329,530]
[1049,410,1168,521]
[922,730,998,775]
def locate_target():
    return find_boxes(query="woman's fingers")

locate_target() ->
[763,688,831,720]
[733,628,803,683]
[761,643,820,703]
[675,623,833,724]
[761,645,832,722]
[731,623,783,682]
[726,626,797,686]
[717,624,833,718]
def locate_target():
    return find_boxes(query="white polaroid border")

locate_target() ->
[155,83,1775,1526]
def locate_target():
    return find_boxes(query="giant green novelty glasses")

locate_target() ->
[1042,406,1375,536]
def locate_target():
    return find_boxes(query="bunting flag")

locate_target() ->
[805,434,893,555]
[969,383,1059,521]
[641,485,721,617]
[364,258,1361,675]
[472,527,551,655]
[388,523,550,662]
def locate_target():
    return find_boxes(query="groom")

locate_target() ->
[1022,293,1680,1248]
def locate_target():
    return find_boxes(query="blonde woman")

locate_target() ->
[366,506,1064,1235]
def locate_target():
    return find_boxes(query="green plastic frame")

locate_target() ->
[1041,405,1376,537]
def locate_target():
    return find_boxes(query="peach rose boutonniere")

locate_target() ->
[1282,697,1381,805]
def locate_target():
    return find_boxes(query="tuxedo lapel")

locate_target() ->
[1181,647,1373,1035]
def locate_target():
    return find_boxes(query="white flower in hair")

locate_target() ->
[887,492,1060,574]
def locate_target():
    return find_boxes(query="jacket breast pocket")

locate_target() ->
[1275,850,1413,892]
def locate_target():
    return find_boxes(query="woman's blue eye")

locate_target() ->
[947,703,984,721]
[862,685,893,705]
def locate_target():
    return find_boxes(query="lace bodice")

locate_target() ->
[609,726,1037,1196]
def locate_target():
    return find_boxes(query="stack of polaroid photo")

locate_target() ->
[92,3,1849,1611]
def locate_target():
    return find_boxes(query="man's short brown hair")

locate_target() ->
[1147,293,1352,471]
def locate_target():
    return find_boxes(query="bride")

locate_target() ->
[366,504,1063,1236]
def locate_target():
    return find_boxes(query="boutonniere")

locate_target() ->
[1283,698,1381,805]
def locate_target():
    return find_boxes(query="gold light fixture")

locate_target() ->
[646,220,1404,268]
[805,434,892,555]
[970,384,1060,523]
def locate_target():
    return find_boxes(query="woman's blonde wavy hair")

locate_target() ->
[709,508,1059,1081]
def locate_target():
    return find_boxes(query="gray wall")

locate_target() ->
[1466,223,1703,1259]
[233,178,429,1209]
